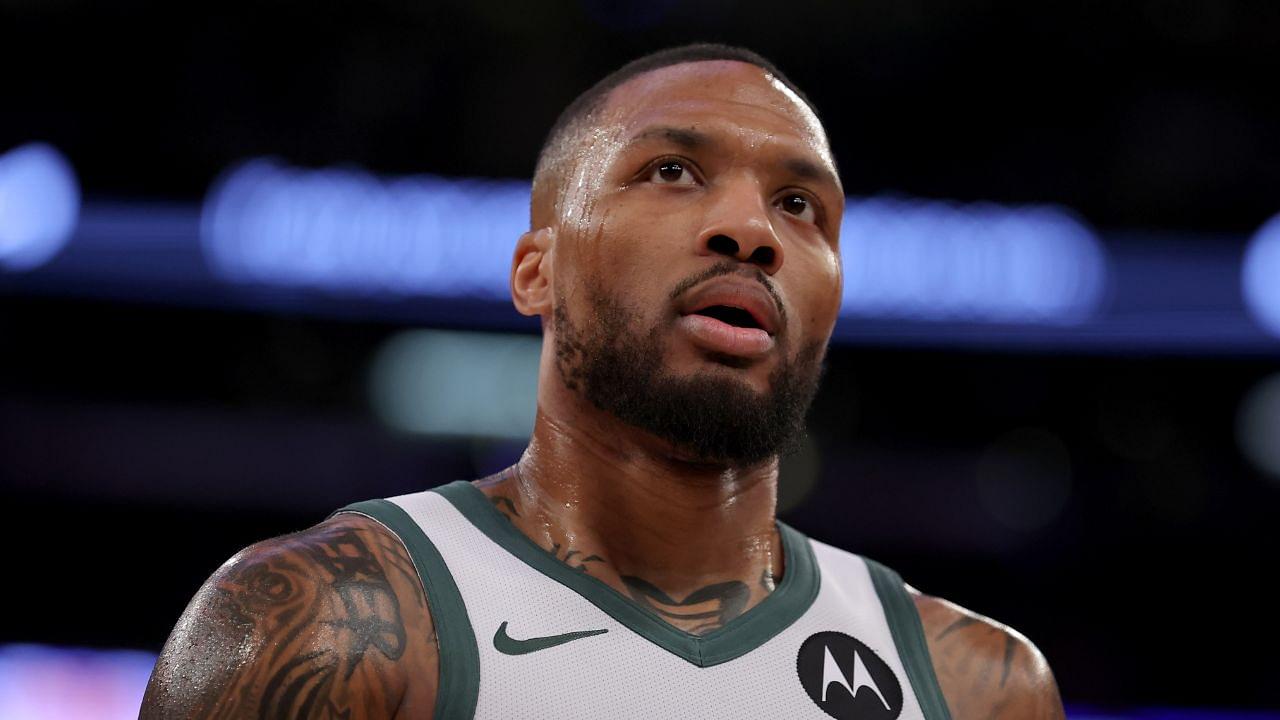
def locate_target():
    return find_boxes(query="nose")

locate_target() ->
[695,178,785,275]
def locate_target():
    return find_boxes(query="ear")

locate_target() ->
[511,227,555,318]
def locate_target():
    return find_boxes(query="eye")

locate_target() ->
[779,193,817,223]
[648,159,697,185]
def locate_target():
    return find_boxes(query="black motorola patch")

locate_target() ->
[796,632,904,720]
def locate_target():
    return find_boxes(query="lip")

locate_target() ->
[677,277,783,337]
[676,314,775,358]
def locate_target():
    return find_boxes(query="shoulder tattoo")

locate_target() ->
[141,516,436,719]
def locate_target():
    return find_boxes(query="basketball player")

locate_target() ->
[141,44,1066,719]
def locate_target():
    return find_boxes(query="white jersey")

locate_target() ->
[335,481,951,720]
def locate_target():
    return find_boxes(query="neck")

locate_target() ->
[475,388,785,634]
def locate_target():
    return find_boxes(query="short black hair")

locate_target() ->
[530,43,824,227]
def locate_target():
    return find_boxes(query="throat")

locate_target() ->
[473,464,785,635]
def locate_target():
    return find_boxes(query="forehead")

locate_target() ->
[599,60,835,169]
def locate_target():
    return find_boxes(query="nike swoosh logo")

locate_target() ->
[492,620,608,655]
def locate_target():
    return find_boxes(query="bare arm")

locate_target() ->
[140,515,438,719]
[914,590,1066,720]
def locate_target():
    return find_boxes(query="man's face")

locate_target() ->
[547,60,845,465]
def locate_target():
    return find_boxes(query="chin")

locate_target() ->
[668,340,776,371]
[672,355,774,394]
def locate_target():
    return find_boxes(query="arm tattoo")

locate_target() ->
[934,615,980,641]
[307,528,407,677]
[1001,633,1018,689]
[141,519,431,719]
[921,599,1066,720]
[621,575,750,635]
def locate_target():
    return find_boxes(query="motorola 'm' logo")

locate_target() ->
[796,632,904,720]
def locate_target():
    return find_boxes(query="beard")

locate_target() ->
[551,280,827,467]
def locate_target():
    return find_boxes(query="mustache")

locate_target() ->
[667,260,788,326]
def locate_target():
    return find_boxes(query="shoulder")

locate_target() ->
[909,586,1066,720]
[141,513,438,719]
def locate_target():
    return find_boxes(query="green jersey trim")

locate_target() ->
[332,499,480,720]
[865,557,954,720]
[432,480,820,668]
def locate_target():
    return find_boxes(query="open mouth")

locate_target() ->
[689,305,765,332]
[678,302,776,358]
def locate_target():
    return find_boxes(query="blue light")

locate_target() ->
[201,158,529,298]
[1243,212,1280,337]
[0,142,80,271]
[1068,708,1280,720]
[840,197,1108,323]
[0,644,155,719]
[202,158,1108,325]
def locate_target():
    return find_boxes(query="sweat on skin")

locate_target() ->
[139,55,1066,720]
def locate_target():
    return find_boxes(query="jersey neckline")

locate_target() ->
[432,479,821,668]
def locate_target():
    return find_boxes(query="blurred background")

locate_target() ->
[2,0,1279,717]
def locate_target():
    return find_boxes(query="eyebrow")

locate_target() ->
[626,124,842,193]
[627,126,712,150]
[783,156,838,189]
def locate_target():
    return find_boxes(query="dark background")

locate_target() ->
[8,0,1280,230]
[3,0,1279,712]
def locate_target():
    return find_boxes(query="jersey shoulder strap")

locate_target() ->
[331,494,481,719]
[850,549,952,720]
[332,487,951,720]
